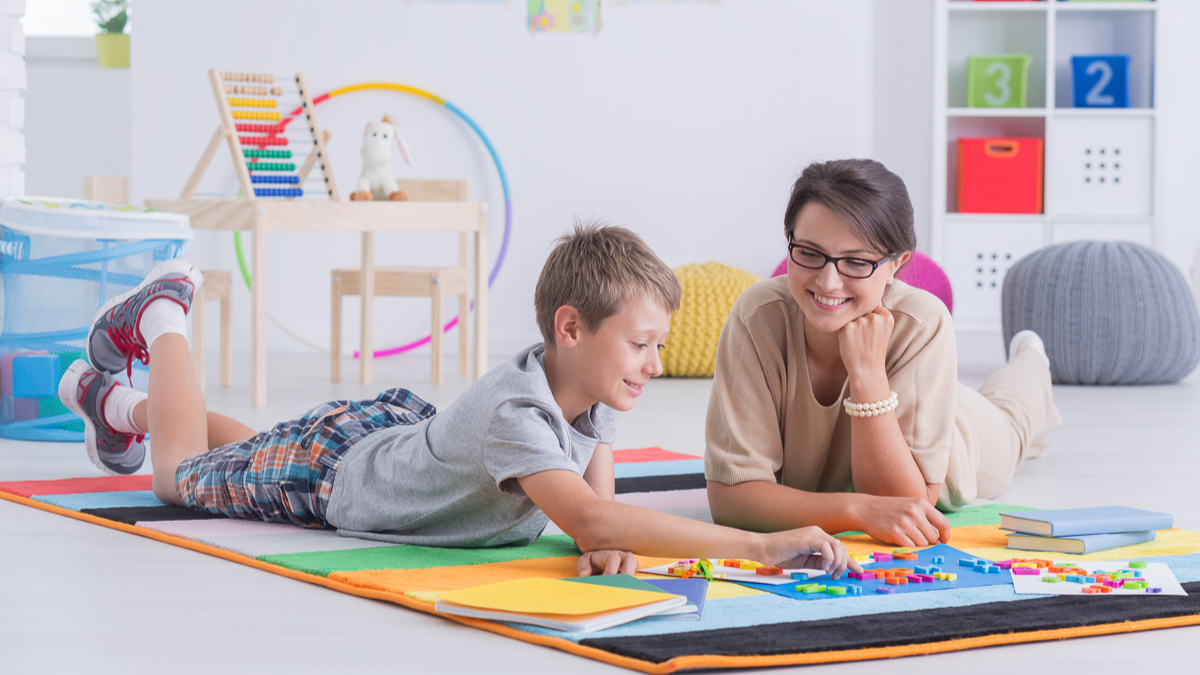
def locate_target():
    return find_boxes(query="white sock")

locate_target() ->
[138,298,188,348]
[103,384,148,435]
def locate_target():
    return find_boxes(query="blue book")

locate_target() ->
[1005,529,1157,554]
[1000,506,1173,537]
[564,574,706,620]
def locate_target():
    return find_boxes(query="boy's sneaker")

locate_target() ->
[87,259,202,379]
[58,360,146,476]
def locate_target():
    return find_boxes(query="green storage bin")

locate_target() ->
[967,54,1032,108]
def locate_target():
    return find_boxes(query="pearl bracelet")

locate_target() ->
[843,391,899,418]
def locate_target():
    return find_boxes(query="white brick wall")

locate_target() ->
[0,0,21,200]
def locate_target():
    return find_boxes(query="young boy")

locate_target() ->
[61,223,856,577]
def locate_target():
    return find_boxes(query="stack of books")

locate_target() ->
[434,575,707,633]
[1001,506,1173,554]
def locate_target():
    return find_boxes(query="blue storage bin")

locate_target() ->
[0,198,192,441]
[1071,55,1131,108]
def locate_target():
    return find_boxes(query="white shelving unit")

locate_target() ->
[932,0,1161,329]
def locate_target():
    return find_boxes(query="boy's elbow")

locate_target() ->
[565,500,616,552]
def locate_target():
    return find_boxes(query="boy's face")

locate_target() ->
[569,295,672,413]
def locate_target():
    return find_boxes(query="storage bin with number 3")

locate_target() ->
[957,138,1043,214]
[1071,55,1130,108]
[967,54,1031,108]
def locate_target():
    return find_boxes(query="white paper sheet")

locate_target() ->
[639,561,830,586]
[1009,560,1186,596]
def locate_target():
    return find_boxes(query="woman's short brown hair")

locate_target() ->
[535,221,681,345]
[783,159,916,257]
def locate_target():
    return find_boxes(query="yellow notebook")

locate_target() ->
[434,578,686,633]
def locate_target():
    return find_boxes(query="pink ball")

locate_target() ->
[772,251,953,314]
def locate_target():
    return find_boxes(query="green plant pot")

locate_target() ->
[95,33,129,68]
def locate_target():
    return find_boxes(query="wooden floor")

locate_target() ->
[2,331,1198,674]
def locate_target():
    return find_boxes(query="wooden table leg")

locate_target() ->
[360,231,375,386]
[251,216,267,407]
[473,208,489,380]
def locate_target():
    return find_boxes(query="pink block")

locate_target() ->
[914,574,934,582]
[997,561,1014,570]
[1012,567,1041,575]
[859,572,876,580]
[12,398,38,422]
[873,553,893,562]
[907,575,924,583]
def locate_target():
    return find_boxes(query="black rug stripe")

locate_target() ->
[615,474,706,494]
[580,580,1200,664]
[81,505,226,524]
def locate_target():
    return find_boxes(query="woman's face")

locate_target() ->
[786,201,909,335]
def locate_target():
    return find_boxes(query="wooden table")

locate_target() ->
[144,198,488,407]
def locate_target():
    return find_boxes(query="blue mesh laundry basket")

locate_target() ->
[0,198,192,441]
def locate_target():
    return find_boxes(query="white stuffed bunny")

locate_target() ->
[349,114,414,201]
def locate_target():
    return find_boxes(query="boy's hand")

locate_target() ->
[759,526,861,579]
[855,495,951,547]
[576,550,640,576]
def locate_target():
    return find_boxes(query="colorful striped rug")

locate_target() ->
[3,447,1199,673]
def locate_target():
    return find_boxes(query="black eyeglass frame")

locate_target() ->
[786,241,894,280]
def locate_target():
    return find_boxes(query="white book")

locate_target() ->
[434,594,687,633]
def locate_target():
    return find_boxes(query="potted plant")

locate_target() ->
[93,0,129,68]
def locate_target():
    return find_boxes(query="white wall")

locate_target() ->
[130,0,873,355]
[0,0,24,200]
[25,37,130,198]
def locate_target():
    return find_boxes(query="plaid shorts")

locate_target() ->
[175,388,436,528]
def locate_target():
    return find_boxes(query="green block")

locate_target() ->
[801,584,827,594]
[1128,561,1147,569]
[1125,581,1145,590]
[37,397,84,433]
[56,351,87,374]
[1042,576,1062,583]
[825,586,847,596]
[967,54,1032,108]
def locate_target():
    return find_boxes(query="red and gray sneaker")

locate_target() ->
[87,259,202,379]
[58,360,146,476]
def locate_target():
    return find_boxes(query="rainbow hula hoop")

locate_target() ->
[233,82,511,359]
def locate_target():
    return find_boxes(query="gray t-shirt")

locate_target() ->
[324,343,619,547]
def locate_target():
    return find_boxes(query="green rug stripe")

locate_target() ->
[835,503,1039,538]
[258,535,582,577]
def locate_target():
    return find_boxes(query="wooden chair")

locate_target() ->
[331,180,471,385]
[84,176,233,392]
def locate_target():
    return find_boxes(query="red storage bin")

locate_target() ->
[957,137,1044,214]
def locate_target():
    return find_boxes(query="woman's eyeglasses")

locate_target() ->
[787,242,893,280]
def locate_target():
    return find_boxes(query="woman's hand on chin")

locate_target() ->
[838,304,895,381]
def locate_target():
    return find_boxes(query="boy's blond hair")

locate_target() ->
[535,221,681,345]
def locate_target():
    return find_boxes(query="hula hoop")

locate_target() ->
[233,82,511,359]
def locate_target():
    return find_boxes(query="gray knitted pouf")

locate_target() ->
[1001,241,1200,385]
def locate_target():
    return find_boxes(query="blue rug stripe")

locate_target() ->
[614,460,705,479]
[511,552,1200,643]
[34,490,165,511]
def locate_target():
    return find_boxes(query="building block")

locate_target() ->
[906,575,924,584]
[1133,571,1143,578]
[895,553,918,561]
[13,397,38,422]
[1082,586,1103,594]
[1012,567,1040,576]
[1070,54,1130,108]
[56,351,87,375]
[932,556,945,564]
[1129,561,1147,569]
[756,566,782,576]
[801,585,827,594]
[1085,576,1097,584]
[847,586,862,596]
[1042,576,1062,583]
[984,566,1000,574]
[876,587,895,594]
[1148,587,1162,593]
[852,554,871,563]
[858,572,876,581]
[37,397,84,432]
[967,53,1032,108]
[873,553,893,562]
[914,566,931,575]
[959,559,976,568]
[892,549,910,554]
[791,572,810,581]
[998,561,1015,570]
[929,566,941,574]
[1065,575,1082,583]
[11,354,61,398]
[914,574,934,583]
[944,573,956,581]
[885,577,908,586]
[825,586,847,596]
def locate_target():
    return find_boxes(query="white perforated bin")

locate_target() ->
[944,220,1045,323]
[1049,117,1153,217]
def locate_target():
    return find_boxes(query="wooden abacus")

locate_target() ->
[182,69,339,202]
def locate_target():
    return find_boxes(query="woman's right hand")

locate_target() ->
[854,495,951,547]
[757,527,860,578]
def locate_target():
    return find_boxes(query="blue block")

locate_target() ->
[930,566,942,574]
[875,587,895,595]
[985,566,1000,574]
[1085,576,1097,584]
[932,556,945,564]
[959,559,975,568]
[791,572,809,581]
[915,565,931,575]
[847,586,862,595]
[1134,571,1143,578]
[1066,575,1082,583]
[1071,54,1131,108]
[11,355,60,398]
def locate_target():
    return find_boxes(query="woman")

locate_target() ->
[705,159,1061,547]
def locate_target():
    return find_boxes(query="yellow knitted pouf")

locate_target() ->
[662,262,762,377]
